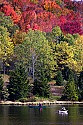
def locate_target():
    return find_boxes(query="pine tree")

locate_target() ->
[63,74,78,101]
[33,69,50,98]
[8,65,29,101]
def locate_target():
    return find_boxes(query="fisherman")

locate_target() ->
[39,103,42,108]
[62,107,66,111]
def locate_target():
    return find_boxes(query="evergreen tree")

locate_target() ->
[0,75,3,100]
[33,69,50,98]
[8,65,29,101]
[63,67,78,84]
[62,74,78,101]
[56,70,63,86]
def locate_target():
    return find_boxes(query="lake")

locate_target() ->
[0,104,83,125]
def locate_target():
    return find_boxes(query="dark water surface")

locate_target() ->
[0,104,83,125]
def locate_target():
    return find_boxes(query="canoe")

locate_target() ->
[28,105,46,108]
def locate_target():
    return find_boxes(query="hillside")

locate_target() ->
[0,0,83,34]
[0,0,83,101]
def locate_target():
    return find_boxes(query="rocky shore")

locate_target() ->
[0,100,83,106]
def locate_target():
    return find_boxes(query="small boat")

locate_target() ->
[58,107,68,114]
[28,104,46,108]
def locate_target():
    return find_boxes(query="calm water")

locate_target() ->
[0,104,83,125]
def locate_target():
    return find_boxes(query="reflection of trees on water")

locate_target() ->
[68,105,81,125]
[1,106,9,125]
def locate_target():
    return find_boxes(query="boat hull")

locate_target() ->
[58,110,68,114]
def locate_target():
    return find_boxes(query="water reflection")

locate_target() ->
[0,105,83,125]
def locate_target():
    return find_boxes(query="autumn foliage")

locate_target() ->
[0,0,83,35]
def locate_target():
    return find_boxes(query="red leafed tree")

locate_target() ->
[36,11,58,32]
[59,11,83,35]
[0,2,21,23]
[58,7,83,35]
[18,1,59,32]
[61,20,83,35]
[59,16,67,25]
[0,0,82,35]
[19,9,37,31]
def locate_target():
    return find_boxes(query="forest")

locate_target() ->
[0,0,83,102]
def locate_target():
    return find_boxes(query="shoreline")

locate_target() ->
[0,100,83,105]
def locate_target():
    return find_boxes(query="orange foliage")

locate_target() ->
[0,2,21,23]
[42,0,62,15]
[0,0,82,35]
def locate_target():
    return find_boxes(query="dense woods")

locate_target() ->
[0,0,83,101]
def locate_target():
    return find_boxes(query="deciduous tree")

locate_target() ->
[14,30,56,81]
[0,26,14,74]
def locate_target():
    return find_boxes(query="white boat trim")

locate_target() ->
[58,110,68,114]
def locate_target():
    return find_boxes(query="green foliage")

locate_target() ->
[0,75,4,100]
[73,34,80,40]
[33,79,50,98]
[73,36,83,72]
[0,12,19,36]
[78,71,83,100]
[8,65,29,101]
[78,71,83,90]
[62,67,78,84]
[62,75,78,101]
[0,0,83,102]
[2,87,9,101]
[46,26,62,43]
[19,97,36,102]
[55,0,63,5]
[0,26,14,60]
[14,29,56,80]
[33,69,50,98]
[49,95,61,101]
[55,41,78,71]
[0,25,14,74]
[63,33,75,45]
[56,70,63,86]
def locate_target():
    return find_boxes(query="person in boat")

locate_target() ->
[61,107,66,111]
[39,103,42,108]
[38,103,43,112]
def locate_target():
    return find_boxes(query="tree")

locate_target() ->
[0,2,21,24]
[63,33,75,45]
[42,0,62,15]
[56,70,63,86]
[73,35,83,72]
[0,26,14,59]
[0,12,19,36]
[78,70,83,100]
[14,30,56,81]
[46,26,63,43]
[33,69,50,98]
[62,74,78,101]
[62,67,78,84]
[55,41,77,71]
[8,65,29,101]
[61,20,82,35]
[12,30,26,45]
[0,75,3,100]
[0,26,14,74]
